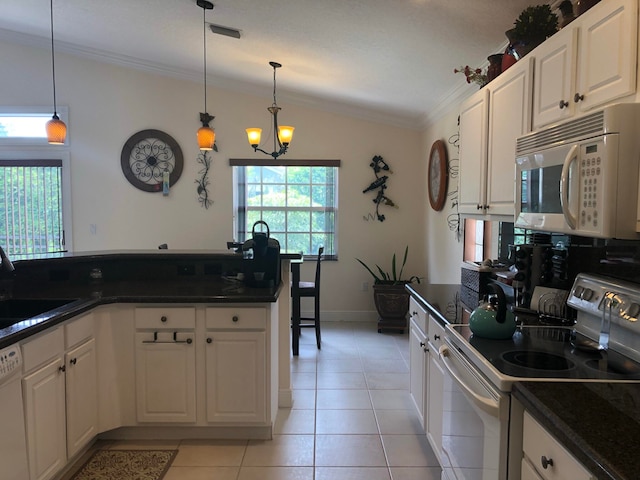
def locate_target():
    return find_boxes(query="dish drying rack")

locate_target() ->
[536,290,574,325]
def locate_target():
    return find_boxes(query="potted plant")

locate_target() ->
[509,4,559,57]
[356,246,421,333]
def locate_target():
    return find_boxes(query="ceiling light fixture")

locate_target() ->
[196,0,215,151]
[246,61,294,159]
[46,0,66,144]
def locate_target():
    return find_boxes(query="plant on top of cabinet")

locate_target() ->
[512,4,558,49]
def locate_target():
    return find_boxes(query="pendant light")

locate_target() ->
[46,0,66,144]
[196,0,215,151]
[246,61,294,159]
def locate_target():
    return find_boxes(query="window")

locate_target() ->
[231,160,339,258]
[0,108,71,256]
[0,160,65,255]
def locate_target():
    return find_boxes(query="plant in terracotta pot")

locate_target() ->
[510,4,559,56]
[356,246,421,333]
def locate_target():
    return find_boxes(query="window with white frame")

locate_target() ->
[0,108,71,256]
[231,159,339,258]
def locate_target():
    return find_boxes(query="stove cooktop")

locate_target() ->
[447,324,640,391]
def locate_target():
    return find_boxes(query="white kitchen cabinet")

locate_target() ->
[426,315,445,461]
[533,0,637,129]
[22,328,66,480]
[134,307,196,423]
[205,307,267,423]
[409,297,428,428]
[522,411,594,480]
[65,338,97,458]
[459,56,531,217]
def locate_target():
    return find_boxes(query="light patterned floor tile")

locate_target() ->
[172,440,247,467]
[164,466,240,480]
[243,434,315,466]
[370,389,415,410]
[316,466,391,480]
[389,466,442,480]
[376,409,424,435]
[291,389,316,409]
[315,434,387,467]
[365,372,410,390]
[237,466,314,480]
[317,371,367,389]
[316,389,372,409]
[291,371,317,389]
[274,408,316,434]
[316,409,379,434]
[381,435,440,467]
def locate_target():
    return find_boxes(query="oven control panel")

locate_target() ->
[568,274,640,322]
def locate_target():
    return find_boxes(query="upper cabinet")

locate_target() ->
[459,57,532,217]
[533,0,638,129]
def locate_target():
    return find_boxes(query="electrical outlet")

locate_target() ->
[361,282,369,292]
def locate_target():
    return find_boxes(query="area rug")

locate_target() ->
[70,449,177,480]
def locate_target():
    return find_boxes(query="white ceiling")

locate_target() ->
[1,0,549,128]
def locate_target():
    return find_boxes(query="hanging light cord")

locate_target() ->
[202,5,207,113]
[49,0,58,117]
[272,65,278,107]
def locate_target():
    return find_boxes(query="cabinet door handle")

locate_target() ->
[541,455,554,469]
[161,316,168,323]
[69,358,77,365]
[476,204,482,210]
[58,364,66,373]
[433,334,440,341]
[232,316,239,323]
[573,93,584,103]
[206,337,212,343]
[419,341,426,348]
[558,100,569,109]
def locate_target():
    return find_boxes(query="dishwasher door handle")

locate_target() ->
[439,345,499,417]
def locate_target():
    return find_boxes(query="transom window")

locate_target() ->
[231,159,339,258]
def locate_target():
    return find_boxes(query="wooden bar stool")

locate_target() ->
[291,246,323,352]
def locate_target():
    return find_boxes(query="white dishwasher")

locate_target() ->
[0,344,29,480]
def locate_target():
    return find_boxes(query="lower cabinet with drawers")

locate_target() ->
[522,411,594,480]
[132,304,276,428]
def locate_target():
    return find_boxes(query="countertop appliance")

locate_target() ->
[440,273,640,480]
[0,344,29,479]
[514,103,640,239]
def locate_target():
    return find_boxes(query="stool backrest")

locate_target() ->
[314,246,324,287]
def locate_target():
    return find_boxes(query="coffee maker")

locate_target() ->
[242,221,281,288]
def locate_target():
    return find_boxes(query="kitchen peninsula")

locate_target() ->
[0,250,299,480]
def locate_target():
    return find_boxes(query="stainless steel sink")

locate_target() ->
[0,298,78,329]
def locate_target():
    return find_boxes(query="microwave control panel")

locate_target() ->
[578,141,603,233]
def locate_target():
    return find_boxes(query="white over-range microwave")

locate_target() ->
[515,103,640,239]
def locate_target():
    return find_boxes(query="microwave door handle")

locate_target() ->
[438,345,499,417]
[560,144,579,230]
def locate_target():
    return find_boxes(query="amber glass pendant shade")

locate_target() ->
[277,126,294,145]
[246,128,262,147]
[197,125,215,151]
[46,114,67,144]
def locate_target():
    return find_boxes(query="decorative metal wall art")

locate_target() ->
[195,149,214,209]
[447,122,461,242]
[120,129,183,193]
[362,155,397,222]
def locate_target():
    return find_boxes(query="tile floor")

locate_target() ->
[68,321,442,480]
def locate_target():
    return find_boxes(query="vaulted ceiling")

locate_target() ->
[1,0,552,128]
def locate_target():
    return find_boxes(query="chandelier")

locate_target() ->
[46,0,66,144]
[196,0,215,150]
[246,61,294,159]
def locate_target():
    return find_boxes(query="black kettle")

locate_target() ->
[242,220,277,258]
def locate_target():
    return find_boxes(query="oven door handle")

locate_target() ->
[560,143,579,230]
[439,345,499,417]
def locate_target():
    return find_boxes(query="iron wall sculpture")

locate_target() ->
[362,155,397,222]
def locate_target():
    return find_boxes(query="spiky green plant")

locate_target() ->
[356,245,421,285]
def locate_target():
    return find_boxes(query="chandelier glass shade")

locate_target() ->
[197,0,215,151]
[47,0,66,144]
[246,61,294,159]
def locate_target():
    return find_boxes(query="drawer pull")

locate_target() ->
[433,334,441,341]
[541,455,554,469]
[419,341,426,348]
[142,331,193,344]
[232,315,239,322]
[207,337,212,343]
[58,364,66,373]
[69,358,77,365]
[161,316,168,323]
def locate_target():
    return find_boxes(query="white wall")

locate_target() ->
[422,109,464,285]
[0,39,428,319]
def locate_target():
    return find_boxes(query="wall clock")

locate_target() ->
[120,129,184,192]
[428,139,448,211]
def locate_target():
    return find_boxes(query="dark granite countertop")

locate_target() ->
[405,283,465,325]
[514,382,640,480]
